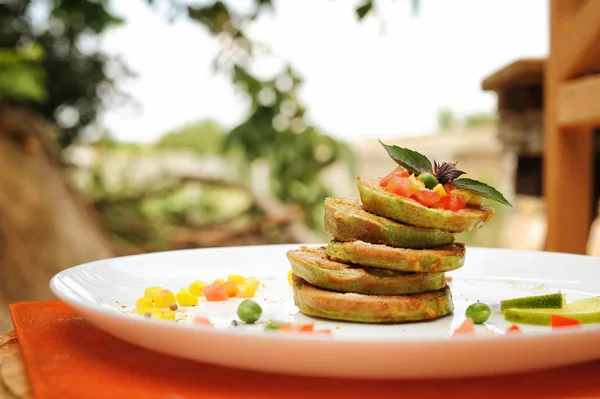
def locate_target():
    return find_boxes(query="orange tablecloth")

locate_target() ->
[8,301,600,399]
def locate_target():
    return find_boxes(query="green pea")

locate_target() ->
[237,299,262,324]
[418,172,439,189]
[465,302,491,324]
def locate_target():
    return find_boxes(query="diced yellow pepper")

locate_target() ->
[236,283,257,298]
[467,194,484,205]
[189,280,207,296]
[145,308,163,319]
[433,184,447,198]
[160,309,176,321]
[451,189,472,203]
[139,306,155,314]
[244,277,260,291]
[287,270,294,286]
[176,289,199,306]
[227,274,245,284]
[408,174,425,191]
[144,286,163,299]
[135,297,154,313]
[152,289,177,309]
[212,278,226,285]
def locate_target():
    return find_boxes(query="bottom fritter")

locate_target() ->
[292,274,454,324]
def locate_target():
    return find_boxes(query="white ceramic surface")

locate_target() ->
[50,244,600,379]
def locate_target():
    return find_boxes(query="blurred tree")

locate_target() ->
[0,0,130,148]
[437,108,457,129]
[464,111,497,127]
[437,108,496,130]
[157,119,225,156]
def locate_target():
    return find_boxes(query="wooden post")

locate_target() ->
[544,0,593,254]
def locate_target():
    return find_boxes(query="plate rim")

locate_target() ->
[49,244,600,345]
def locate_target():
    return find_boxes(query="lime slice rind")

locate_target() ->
[503,296,600,326]
[500,292,565,311]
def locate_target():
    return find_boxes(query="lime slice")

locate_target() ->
[503,296,600,326]
[500,292,565,311]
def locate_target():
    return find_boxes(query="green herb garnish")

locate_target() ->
[378,139,432,175]
[379,139,512,207]
[452,178,512,207]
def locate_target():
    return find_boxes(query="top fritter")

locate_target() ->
[357,141,512,233]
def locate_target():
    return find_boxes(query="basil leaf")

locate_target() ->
[378,140,432,175]
[453,178,512,207]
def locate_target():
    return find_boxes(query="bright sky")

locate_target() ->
[99,0,548,144]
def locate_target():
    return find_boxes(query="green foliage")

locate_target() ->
[437,108,457,130]
[0,43,46,102]
[0,0,128,147]
[355,0,421,20]
[464,111,497,127]
[182,1,356,226]
[437,108,497,130]
[157,120,225,155]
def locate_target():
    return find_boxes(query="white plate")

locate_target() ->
[50,244,600,379]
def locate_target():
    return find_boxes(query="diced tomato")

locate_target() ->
[222,281,238,297]
[437,194,467,212]
[412,188,441,207]
[313,329,333,335]
[443,183,456,194]
[192,316,213,326]
[506,324,522,333]
[551,315,581,328]
[385,176,417,198]
[453,317,475,334]
[201,282,230,302]
[379,167,409,187]
[276,323,318,333]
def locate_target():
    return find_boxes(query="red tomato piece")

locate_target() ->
[453,317,475,334]
[276,323,318,333]
[412,188,441,207]
[201,283,230,302]
[551,315,581,328]
[438,194,467,212]
[444,183,456,193]
[506,324,522,333]
[385,176,417,198]
[222,281,238,297]
[379,167,409,187]
[192,316,213,326]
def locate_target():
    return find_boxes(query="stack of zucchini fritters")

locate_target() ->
[286,176,495,324]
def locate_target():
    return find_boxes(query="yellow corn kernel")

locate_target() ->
[145,308,163,319]
[160,309,176,321]
[451,189,472,203]
[433,184,447,198]
[213,278,226,285]
[144,286,163,299]
[287,270,294,286]
[152,289,177,309]
[135,297,154,313]
[244,277,260,291]
[227,274,245,284]
[408,174,425,191]
[236,283,257,298]
[189,280,207,296]
[176,289,199,306]
[467,194,484,205]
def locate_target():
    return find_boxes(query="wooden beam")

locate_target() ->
[557,75,600,128]
[544,0,593,254]
[556,0,600,80]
